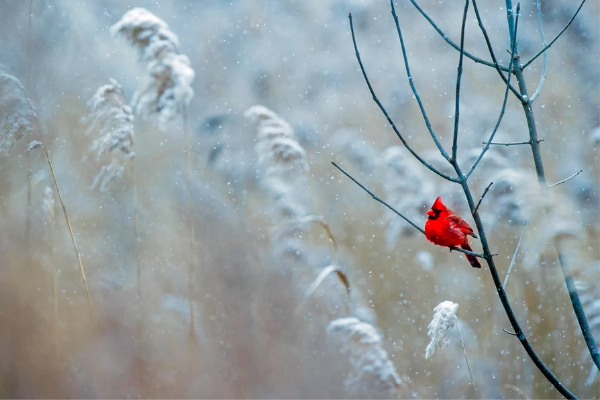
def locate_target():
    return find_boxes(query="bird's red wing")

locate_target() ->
[445,213,477,238]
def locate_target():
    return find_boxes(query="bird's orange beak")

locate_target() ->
[427,209,435,217]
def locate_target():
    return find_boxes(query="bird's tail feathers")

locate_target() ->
[461,242,482,268]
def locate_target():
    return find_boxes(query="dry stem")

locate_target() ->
[40,142,92,313]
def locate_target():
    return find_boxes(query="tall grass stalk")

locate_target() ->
[183,105,195,338]
[25,0,34,248]
[30,140,92,313]
[456,324,478,399]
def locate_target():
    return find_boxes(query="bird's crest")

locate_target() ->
[431,197,447,212]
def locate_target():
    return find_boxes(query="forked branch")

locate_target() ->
[348,13,456,182]
[470,0,523,100]
[451,0,470,163]
[466,3,519,178]
[388,3,450,161]
[522,0,587,69]
[529,0,547,103]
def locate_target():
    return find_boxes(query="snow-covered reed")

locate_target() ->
[246,105,313,270]
[111,8,194,130]
[0,71,37,155]
[83,79,134,191]
[327,317,403,398]
[424,301,459,359]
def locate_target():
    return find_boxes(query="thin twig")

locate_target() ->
[451,0,470,163]
[466,3,520,178]
[332,161,424,234]
[522,0,587,69]
[548,169,582,188]
[529,0,547,103]
[183,105,195,340]
[456,324,479,399]
[470,0,523,99]
[486,140,543,146]
[556,250,600,371]
[473,182,493,215]
[408,0,511,73]
[503,329,518,336]
[503,221,526,289]
[505,1,518,52]
[348,13,457,182]
[332,162,487,259]
[389,2,450,161]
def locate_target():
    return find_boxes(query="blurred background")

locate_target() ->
[0,0,598,398]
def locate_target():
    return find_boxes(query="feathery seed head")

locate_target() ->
[111,8,194,130]
[132,54,194,129]
[425,301,459,359]
[0,72,38,156]
[327,317,403,398]
[90,157,125,192]
[84,79,135,159]
[110,8,180,61]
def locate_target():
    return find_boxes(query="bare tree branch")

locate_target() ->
[470,0,523,99]
[388,2,450,161]
[486,140,543,146]
[348,13,457,182]
[473,181,493,215]
[332,161,425,235]
[503,221,526,289]
[426,4,576,396]
[466,12,519,179]
[342,1,586,395]
[507,0,598,375]
[529,0,547,103]
[548,169,583,188]
[522,0,587,69]
[408,0,513,75]
[451,0,469,163]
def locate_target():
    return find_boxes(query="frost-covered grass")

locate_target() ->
[0,0,598,398]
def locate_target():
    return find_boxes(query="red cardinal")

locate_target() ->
[425,197,481,268]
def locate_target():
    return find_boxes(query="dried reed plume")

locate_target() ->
[246,105,313,272]
[425,301,459,359]
[425,301,478,396]
[112,8,196,337]
[1,70,92,314]
[83,78,134,191]
[327,317,403,398]
[0,71,37,155]
[111,8,194,130]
